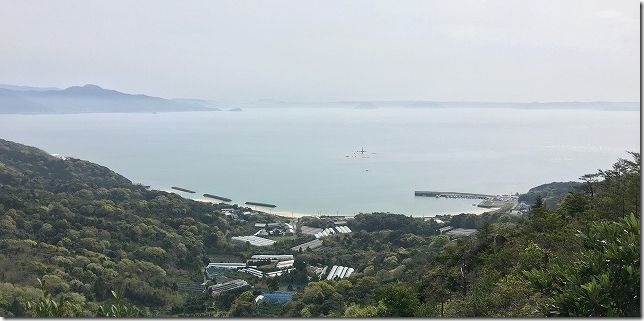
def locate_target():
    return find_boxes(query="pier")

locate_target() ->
[414,191,494,199]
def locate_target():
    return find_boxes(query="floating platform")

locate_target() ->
[172,186,196,193]
[203,194,232,202]
[245,201,277,208]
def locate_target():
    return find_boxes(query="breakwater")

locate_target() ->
[414,191,493,199]
[203,194,232,202]
[172,186,196,193]
[245,201,277,208]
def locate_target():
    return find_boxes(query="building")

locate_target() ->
[255,291,295,304]
[314,226,352,238]
[276,260,295,270]
[265,268,295,278]
[510,202,531,215]
[231,235,276,247]
[335,226,352,233]
[240,267,264,278]
[445,228,477,237]
[176,281,205,293]
[205,262,247,279]
[208,279,249,297]
[249,254,294,262]
[300,225,324,235]
[325,265,354,280]
[439,226,454,234]
[291,239,323,252]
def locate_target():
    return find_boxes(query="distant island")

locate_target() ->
[0,84,218,114]
[243,100,639,111]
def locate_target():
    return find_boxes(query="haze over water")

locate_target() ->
[0,106,638,217]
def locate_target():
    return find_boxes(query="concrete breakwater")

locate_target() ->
[172,186,196,193]
[414,191,493,200]
[415,191,518,209]
[203,194,232,202]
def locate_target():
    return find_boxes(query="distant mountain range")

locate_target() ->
[0,84,218,114]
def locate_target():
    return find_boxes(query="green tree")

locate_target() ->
[524,213,640,317]
[378,283,420,317]
[228,291,256,317]
[97,290,144,317]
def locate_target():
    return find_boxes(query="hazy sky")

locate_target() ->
[1,0,639,102]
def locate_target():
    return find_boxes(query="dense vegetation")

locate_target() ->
[279,152,639,317]
[518,181,583,209]
[0,139,277,316]
[0,138,639,317]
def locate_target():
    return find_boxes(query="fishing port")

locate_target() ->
[414,191,493,199]
[415,190,518,208]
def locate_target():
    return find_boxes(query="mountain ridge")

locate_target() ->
[0,84,216,114]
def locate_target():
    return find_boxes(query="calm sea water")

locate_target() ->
[0,107,639,217]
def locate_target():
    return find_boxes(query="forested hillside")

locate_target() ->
[0,139,245,316]
[0,138,639,317]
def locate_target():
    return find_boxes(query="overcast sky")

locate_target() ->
[0,0,639,102]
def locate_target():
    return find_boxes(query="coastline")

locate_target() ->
[162,188,497,220]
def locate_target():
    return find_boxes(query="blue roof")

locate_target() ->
[260,291,295,303]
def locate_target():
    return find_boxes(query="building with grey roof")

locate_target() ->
[445,228,477,237]
[209,279,249,297]
[231,235,276,246]
[291,239,323,252]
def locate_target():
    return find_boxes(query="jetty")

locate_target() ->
[245,201,277,208]
[172,186,196,193]
[414,191,493,199]
[203,194,232,202]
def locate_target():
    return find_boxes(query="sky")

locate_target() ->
[0,0,639,102]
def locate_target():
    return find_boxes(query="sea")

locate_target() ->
[0,106,639,217]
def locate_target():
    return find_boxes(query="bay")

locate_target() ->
[0,106,638,217]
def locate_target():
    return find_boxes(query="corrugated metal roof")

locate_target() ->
[291,239,323,251]
[231,235,276,246]
[326,265,354,280]
[326,266,338,280]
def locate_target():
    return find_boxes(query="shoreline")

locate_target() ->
[162,188,498,220]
